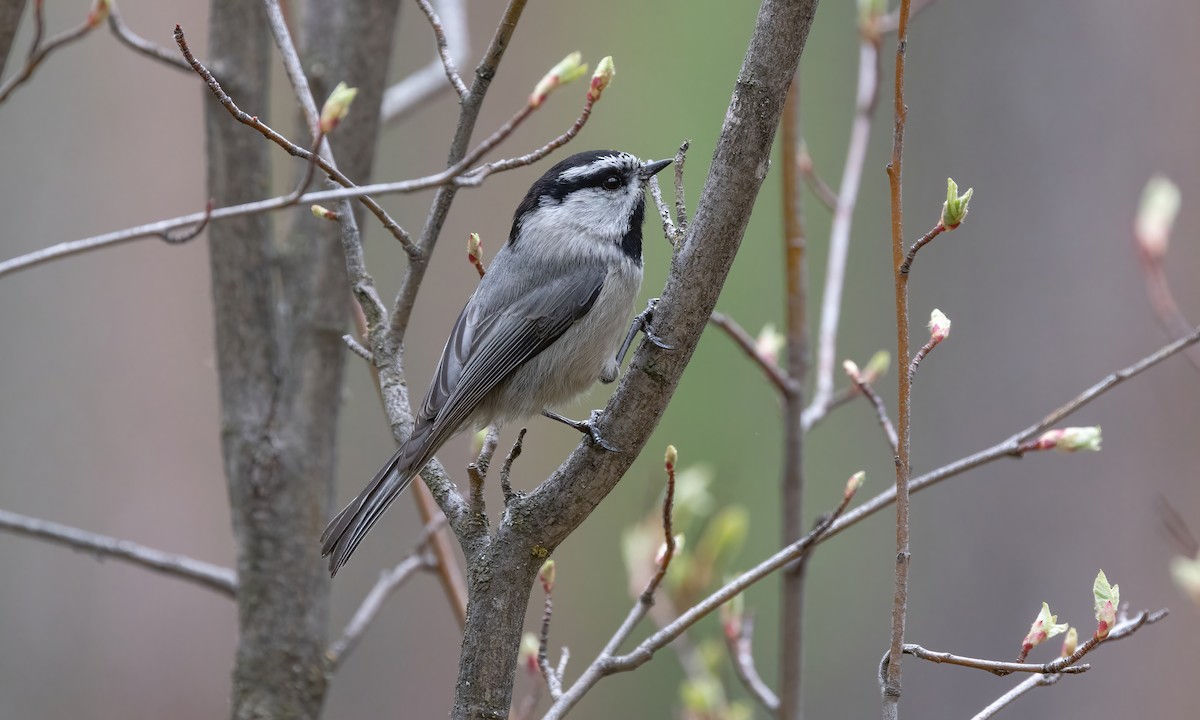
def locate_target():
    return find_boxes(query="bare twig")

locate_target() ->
[325,553,435,670]
[1139,260,1200,373]
[672,140,690,234]
[723,612,780,713]
[342,334,373,362]
[1157,495,1200,557]
[708,311,795,395]
[0,0,98,105]
[0,507,237,597]
[381,0,469,123]
[845,361,899,454]
[467,426,501,517]
[882,1,915,713]
[107,1,191,72]
[877,0,940,34]
[907,334,942,384]
[802,30,882,430]
[544,472,860,720]
[797,142,839,212]
[159,200,214,245]
[903,645,1089,676]
[415,0,469,100]
[500,428,527,506]
[970,674,1060,720]
[898,223,946,275]
[537,566,565,700]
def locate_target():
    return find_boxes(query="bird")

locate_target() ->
[321,149,673,576]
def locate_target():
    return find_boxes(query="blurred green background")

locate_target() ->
[2,1,1198,718]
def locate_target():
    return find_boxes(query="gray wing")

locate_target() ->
[417,263,607,450]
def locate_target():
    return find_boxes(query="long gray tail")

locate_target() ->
[321,422,436,576]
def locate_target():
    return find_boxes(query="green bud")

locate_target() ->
[941,177,974,229]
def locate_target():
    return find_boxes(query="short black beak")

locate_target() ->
[639,158,673,181]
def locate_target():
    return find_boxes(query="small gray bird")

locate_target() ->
[322,149,672,575]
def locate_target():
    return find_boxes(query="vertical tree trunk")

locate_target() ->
[205,1,398,717]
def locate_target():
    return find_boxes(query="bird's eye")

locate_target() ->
[602,175,622,191]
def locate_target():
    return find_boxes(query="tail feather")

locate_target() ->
[321,423,437,575]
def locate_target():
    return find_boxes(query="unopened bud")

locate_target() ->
[1135,174,1180,262]
[928,308,951,344]
[1060,626,1078,658]
[319,82,358,134]
[941,177,973,229]
[518,633,540,675]
[87,0,110,27]
[588,56,616,102]
[467,232,482,262]
[842,359,861,380]
[1033,426,1102,453]
[665,444,678,469]
[531,52,587,107]
[311,204,338,221]
[539,559,556,593]
[720,592,744,640]
[1093,570,1120,640]
[844,471,865,500]
[755,324,785,366]
[863,350,891,382]
[1170,553,1200,606]
[1020,602,1068,660]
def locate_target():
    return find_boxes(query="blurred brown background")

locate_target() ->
[1,1,1198,718]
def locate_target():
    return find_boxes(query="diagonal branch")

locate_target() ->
[381,0,469,123]
[0,507,237,597]
[415,0,469,100]
[0,0,99,105]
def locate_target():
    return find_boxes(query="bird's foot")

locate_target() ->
[541,409,620,452]
[616,297,673,366]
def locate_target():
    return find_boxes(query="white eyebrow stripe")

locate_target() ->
[557,154,637,181]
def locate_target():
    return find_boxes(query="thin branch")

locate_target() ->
[381,0,469,123]
[324,553,434,670]
[544,473,859,720]
[0,0,98,105]
[500,428,527,506]
[907,333,944,384]
[723,612,780,713]
[802,31,882,429]
[877,0,940,34]
[342,334,373,362]
[467,426,501,517]
[902,645,1089,676]
[537,572,565,700]
[672,139,690,234]
[708,311,795,395]
[797,142,839,212]
[1139,259,1200,373]
[882,1,915,713]
[845,362,899,454]
[107,1,191,72]
[0,507,237,597]
[898,223,946,276]
[159,199,213,245]
[970,674,1060,720]
[415,0,469,100]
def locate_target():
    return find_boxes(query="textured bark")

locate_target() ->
[0,0,26,79]
[205,1,398,718]
[449,1,821,717]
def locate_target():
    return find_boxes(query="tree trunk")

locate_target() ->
[205,1,399,717]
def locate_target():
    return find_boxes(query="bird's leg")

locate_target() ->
[616,297,673,367]
[542,409,620,452]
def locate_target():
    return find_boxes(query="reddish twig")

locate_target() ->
[882,1,914,712]
[899,223,946,275]
[723,611,780,713]
[159,200,214,245]
[708,311,795,395]
[536,563,566,700]
[0,0,99,104]
[845,361,899,454]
